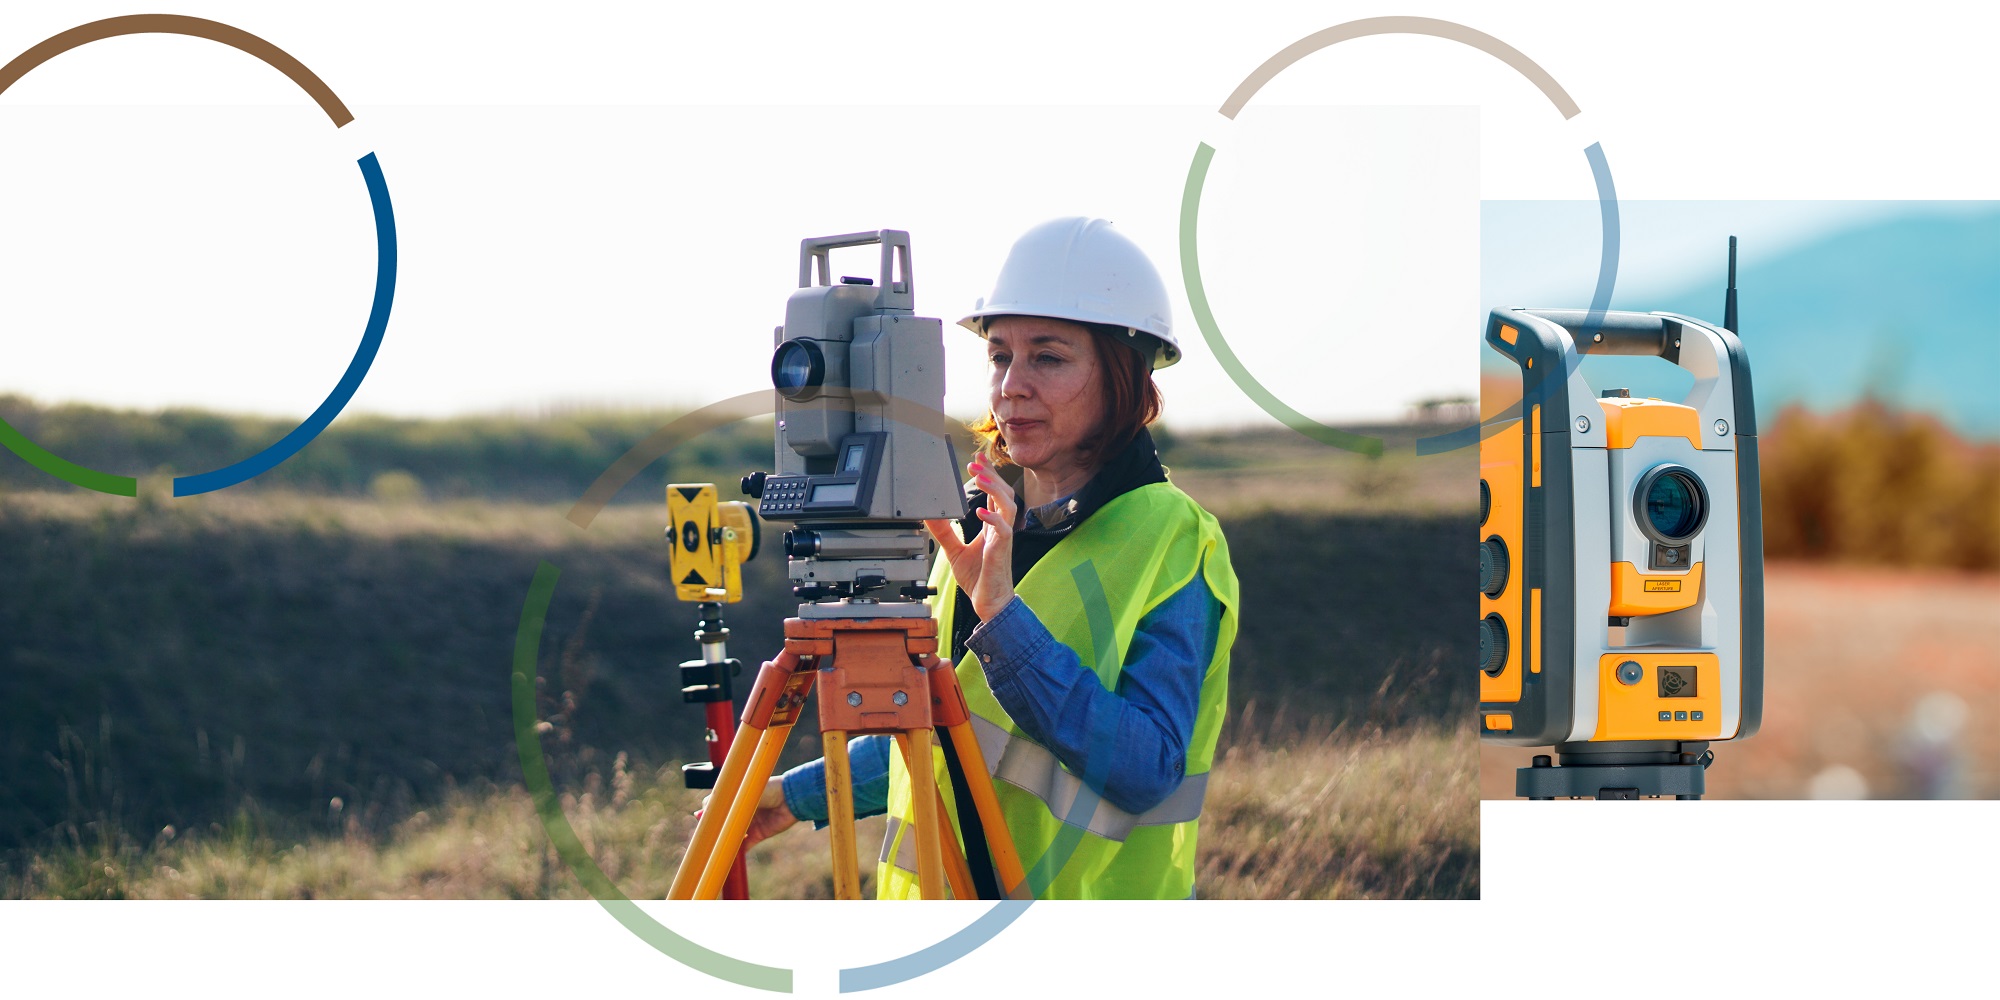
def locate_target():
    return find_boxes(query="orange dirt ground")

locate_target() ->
[1481,562,2000,799]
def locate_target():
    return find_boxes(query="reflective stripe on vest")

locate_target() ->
[881,815,914,872]
[877,482,1239,900]
[971,715,1209,842]
[881,815,1197,900]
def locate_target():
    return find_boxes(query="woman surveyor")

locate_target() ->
[735,217,1239,899]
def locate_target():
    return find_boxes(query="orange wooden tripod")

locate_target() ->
[667,613,1027,900]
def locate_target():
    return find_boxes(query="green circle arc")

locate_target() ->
[512,560,792,992]
[512,391,1135,991]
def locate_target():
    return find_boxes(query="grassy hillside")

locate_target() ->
[0,394,773,503]
[0,395,1476,897]
[0,488,1472,842]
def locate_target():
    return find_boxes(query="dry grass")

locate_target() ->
[6,723,1475,900]
[1482,561,2000,799]
[1198,721,1475,900]
[1164,423,1475,518]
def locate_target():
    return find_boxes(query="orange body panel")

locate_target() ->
[1530,404,1542,487]
[1479,423,1525,704]
[1529,589,1542,673]
[1594,653,1722,740]
[1609,562,1703,617]
[1598,397,1702,451]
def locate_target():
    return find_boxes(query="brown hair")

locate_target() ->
[971,320,1162,467]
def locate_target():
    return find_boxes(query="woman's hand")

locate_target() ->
[925,451,1018,621]
[697,776,796,849]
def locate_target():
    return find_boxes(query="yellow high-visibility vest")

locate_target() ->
[879,482,1238,899]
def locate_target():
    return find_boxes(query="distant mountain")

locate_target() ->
[1634,209,2000,437]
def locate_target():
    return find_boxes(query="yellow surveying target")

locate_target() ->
[667,484,759,604]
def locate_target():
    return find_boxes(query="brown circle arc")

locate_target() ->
[0,14,353,127]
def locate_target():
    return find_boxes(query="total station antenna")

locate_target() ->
[1723,235,1739,333]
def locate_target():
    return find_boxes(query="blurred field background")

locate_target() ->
[1478,392,2000,799]
[0,395,1476,899]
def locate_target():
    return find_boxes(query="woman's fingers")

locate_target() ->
[925,519,965,560]
[970,455,1017,525]
[991,479,1018,529]
[969,454,1013,497]
[931,515,987,595]
[931,517,986,562]
[974,506,1015,615]
[976,504,1012,534]
[975,505,1013,557]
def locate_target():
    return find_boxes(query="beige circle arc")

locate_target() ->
[1217,15,1582,121]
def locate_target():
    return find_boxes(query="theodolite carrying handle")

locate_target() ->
[1515,309,1679,359]
[798,229,913,311]
[1485,306,1758,440]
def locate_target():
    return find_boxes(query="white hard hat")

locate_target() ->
[960,217,1180,369]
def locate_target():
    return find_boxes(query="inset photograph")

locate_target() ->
[1479,201,2000,799]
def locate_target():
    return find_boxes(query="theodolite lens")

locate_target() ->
[1636,465,1708,543]
[772,339,826,400]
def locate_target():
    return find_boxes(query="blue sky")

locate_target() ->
[1481,201,2000,437]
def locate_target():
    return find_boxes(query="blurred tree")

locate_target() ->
[369,470,425,504]
[1763,401,2000,571]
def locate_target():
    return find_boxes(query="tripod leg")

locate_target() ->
[670,650,804,900]
[669,716,764,900]
[693,722,790,899]
[894,731,948,900]
[942,719,1028,898]
[931,783,976,901]
[822,730,863,900]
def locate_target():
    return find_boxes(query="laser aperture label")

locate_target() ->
[1644,580,1682,592]
[1658,665,1698,698]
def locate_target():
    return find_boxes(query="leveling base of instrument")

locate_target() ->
[1517,740,1714,800]
[668,607,1027,900]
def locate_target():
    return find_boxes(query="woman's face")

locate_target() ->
[985,315,1103,473]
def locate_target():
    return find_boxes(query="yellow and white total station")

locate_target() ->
[1478,272,1764,799]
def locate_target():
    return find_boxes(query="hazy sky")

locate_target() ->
[1478,200,1999,394]
[0,103,1481,430]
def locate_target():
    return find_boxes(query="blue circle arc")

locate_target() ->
[171,151,396,496]
[1412,140,1619,455]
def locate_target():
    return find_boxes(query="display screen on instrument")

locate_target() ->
[811,482,859,504]
[1657,665,1697,698]
[842,443,867,473]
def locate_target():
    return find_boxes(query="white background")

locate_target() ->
[5,1,2000,996]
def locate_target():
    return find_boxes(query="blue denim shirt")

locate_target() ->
[780,568,1223,823]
